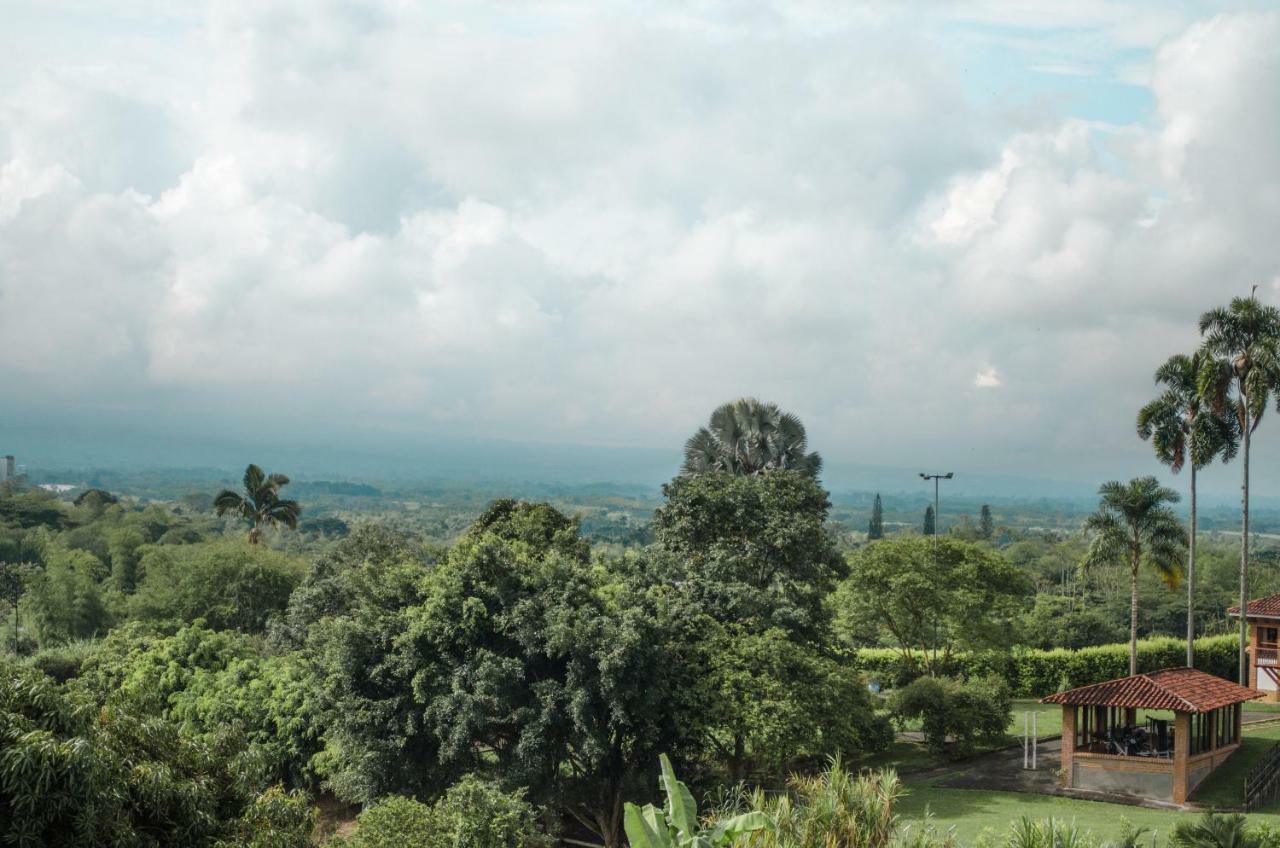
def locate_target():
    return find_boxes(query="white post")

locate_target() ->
[1032,711,1038,770]
[1023,712,1029,769]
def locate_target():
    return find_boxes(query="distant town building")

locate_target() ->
[0,455,14,482]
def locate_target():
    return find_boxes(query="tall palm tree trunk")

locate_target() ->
[1188,462,1197,668]
[1130,555,1140,676]
[1241,413,1251,685]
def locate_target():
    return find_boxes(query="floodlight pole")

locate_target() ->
[919,472,953,667]
[918,472,953,556]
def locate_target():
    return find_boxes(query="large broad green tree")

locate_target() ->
[1082,477,1187,676]
[1198,292,1280,684]
[681,398,821,478]
[215,464,301,544]
[652,470,846,643]
[313,501,702,848]
[1137,351,1238,667]
[837,537,1031,676]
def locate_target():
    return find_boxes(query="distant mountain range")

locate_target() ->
[4,418,1278,509]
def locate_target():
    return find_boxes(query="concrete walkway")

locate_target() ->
[913,738,1190,810]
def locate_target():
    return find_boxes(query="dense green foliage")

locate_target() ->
[852,634,1240,696]
[0,658,310,847]
[332,778,550,848]
[890,675,1011,757]
[838,538,1031,675]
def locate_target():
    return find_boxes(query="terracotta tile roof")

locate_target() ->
[1041,667,1261,712]
[1228,592,1280,618]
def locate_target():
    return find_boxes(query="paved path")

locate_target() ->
[910,738,1189,810]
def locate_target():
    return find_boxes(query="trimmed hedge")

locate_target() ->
[853,634,1239,697]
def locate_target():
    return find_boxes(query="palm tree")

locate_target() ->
[682,398,821,478]
[1198,290,1280,684]
[214,464,301,544]
[1137,352,1238,667]
[1083,477,1187,676]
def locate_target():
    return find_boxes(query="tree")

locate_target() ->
[681,398,821,478]
[837,538,1031,675]
[106,527,146,595]
[313,502,704,848]
[334,780,552,848]
[1,657,311,848]
[22,542,111,645]
[1137,351,1238,666]
[1198,291,1280,684]
[1082,477,1188,676]
[214,464,301,544]
[868,494,884,540]
[653,471,847,643]
[979,505,994,540]
[889,675,1011,758]
[128,540,306,633]
[922,505,935,536]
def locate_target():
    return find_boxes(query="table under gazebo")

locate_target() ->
[1042,667,1260,803]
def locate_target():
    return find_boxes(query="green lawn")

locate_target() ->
[1008,700,1062,739]
[896,783,1280,843]
[1191,724,1280,810]
[865,701,1062,774]
[894,720,1280,842]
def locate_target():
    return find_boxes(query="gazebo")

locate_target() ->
[1043,667,1260,803]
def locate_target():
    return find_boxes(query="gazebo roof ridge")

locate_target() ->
[1041,666,1260,713]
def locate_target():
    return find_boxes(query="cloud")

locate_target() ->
[1,2,1280,489]
[974,368,1002,389]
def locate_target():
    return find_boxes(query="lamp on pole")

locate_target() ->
[920,472,953,667]
[919,472,953,554]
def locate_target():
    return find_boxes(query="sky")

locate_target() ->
[2,1,1280,495]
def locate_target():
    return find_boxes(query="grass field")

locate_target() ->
[1190,723,1280,809]
[896,783,1280,843]
[893,717,1280,842]
[866,701,1064,774]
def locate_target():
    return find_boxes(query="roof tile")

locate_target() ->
[1228,592,1280,618]
[1041,667,1260,712]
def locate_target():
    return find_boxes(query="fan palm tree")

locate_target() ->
[1137,352,1238,667]
[214,464,301,544]
[1198,290,1280,684]
[1083,477,1187,676]
[682,398,822,478]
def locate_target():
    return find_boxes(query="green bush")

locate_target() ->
[336,777,551,848]
[0,658,303,847]
[854,634,1239,697]
[128,540,306,632]
[890,675,1011,758]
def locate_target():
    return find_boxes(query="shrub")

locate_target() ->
[890,675,1011,758]
[712,761,933,848]
[854,634,1239,697]
[337,777,551,848]
[0,658,301,847]
[129,540,305,632]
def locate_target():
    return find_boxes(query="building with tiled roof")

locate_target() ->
[1042,667,1258,804]
[1043,667,1260,713]
[1228,592,1280,695]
